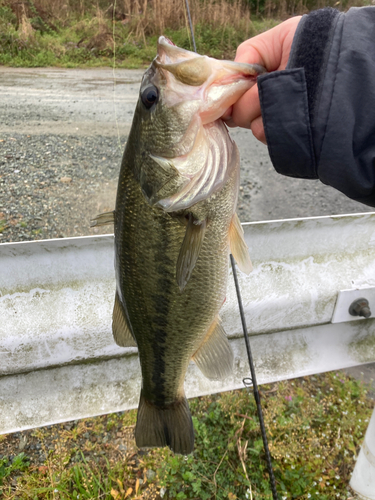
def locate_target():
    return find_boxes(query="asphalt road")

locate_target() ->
[1,66,374,391]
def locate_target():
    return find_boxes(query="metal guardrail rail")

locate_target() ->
[1,212,375,498]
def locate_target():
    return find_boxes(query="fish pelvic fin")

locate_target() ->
[176,215,207,292]
[135,392,194,455]
[229,213,253,274]
[112,292,137,348]
[192,316,234,380]
[90,210,115,227]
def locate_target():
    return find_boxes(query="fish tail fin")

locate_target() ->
[135,392,194,455]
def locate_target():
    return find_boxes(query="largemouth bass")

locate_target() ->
[93,37,264,454]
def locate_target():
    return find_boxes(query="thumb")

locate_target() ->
[235,17,302,72]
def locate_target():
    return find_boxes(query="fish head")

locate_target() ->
[134,36,265,211]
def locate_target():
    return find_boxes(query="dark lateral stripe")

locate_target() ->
[150,214,174,404]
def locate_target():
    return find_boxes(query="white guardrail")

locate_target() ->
[1,212,375,499]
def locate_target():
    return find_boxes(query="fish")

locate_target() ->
[92,37,264,454]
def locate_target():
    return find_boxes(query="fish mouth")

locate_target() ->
[154,36,265,125]
[155,35,265,87]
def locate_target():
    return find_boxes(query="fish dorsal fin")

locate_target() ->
[192,316,233,380]
[229,213,252,274]
[90,211,115,227]
[112,292,137,348]
[176,215,207,292]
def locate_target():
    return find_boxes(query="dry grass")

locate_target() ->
[263,0,368,17]
[135,0,251,35]
[4,0,370,47]
[9,0,369,26]
[18,6,35,42]
[0,0,370,67]
[4,0,255,52]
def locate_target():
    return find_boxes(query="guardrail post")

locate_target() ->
[350,405,375,499]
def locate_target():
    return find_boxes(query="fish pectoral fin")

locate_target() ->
[90,211,115,227]
[229,213,253,274]
[112,293,137,348]
[192,316,234,381]
[135,391,194,455]
[176,215,207,292]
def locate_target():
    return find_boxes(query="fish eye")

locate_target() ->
[141,85,159,109]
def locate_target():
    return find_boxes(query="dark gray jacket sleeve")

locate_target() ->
[258,7,375,207]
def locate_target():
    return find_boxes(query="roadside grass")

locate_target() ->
[0,11,279,68]
[0,0,370,68]
[0,0,281,68]
[0,371,373,499]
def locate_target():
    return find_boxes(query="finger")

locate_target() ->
[251,116,267,145]
[231,84,261,129]
[235,39,265,67]
[234,17,301,72]
[235,28,281,71]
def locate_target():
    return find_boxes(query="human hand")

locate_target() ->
[223,16,302,144]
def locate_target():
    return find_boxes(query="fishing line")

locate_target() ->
[182,0,278,496]
[184,0,197,52]
[112,0,123,151]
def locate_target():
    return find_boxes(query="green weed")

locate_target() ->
[0,453,30,489]
[0,0,370,69]
[0,219,9,233]
[0,372,373,499]
[0,0,278,68]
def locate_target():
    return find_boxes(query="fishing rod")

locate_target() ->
[230,254,279,500]
[182,2,279,498]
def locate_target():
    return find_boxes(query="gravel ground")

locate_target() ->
[0,133,124,242]
[0,132,260,242]
[0,414,137,468]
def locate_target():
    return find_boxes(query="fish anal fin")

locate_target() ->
[192,316,234,381]
[176,215,207,292]
[229,213,252,274]
[90,211,115,227]
[112,293,137,348]
[135,392,194,455]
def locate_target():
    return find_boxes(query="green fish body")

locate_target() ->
[94,37,263,454]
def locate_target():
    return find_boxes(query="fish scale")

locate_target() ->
[115,161,234,399]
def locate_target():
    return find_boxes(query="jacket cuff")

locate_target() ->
[258,69,316,179]
[258,8,341,180]
[288,8,340,122]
